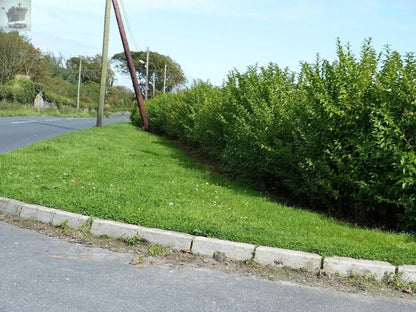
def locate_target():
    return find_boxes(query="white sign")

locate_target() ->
[0,0,31,31]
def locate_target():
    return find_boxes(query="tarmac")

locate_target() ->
[1,196,415,283]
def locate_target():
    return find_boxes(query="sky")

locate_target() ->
[4,0,416,87]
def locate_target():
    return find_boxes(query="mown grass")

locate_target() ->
[0,122,415,265]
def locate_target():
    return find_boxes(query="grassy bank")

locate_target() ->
[0,122,415,265]
[0,102,97,118]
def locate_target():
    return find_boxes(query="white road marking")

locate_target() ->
[11,118,66,124]
[11,120,37,124]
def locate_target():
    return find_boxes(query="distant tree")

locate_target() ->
[112,50,185,95]
[0,31,43,84]
[66,55,115,85]
[42,52,75,81]
[43,52,65,68]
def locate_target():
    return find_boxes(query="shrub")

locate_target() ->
[138,39,416,232]
[0,78,42,104]
[293,40,416,230]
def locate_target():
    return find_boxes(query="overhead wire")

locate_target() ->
[119,0,143,52]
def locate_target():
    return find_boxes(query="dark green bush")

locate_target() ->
[137,39,416,232]
[293,40,416,230]
[0,84,12,100]
[0,79,42,104]
[42,90,75,107]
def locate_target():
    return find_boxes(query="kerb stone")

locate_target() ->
[137,226,193,251]
[398,265,416,283]
[254,246,322,273]
[52,210,90,229]
[20,203,55,224]
[91,219,140,239]
[324,256,395,280]
[0,197,23,216]
[192,236,255,261]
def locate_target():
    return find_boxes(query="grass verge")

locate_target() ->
[0,102,97,118]
[0,122,415,265]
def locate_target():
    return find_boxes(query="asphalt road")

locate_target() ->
[1,115,416,311]
[1,221,415,312]
[0,116,130,154]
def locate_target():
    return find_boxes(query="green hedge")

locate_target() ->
[132,39,416,232]
[0,79,42,104]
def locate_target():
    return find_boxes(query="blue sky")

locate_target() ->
[21,0,416,87]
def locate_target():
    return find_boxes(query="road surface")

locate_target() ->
[1,221,415,312]
[0,116,130,154]
[1,115,416,311]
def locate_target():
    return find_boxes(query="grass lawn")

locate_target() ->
[0,122,415,265]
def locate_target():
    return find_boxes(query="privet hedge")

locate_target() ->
[131,39,416,232]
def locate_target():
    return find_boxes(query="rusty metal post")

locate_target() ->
[112,0,149,131]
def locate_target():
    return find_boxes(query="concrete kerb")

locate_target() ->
[192,236,255,261]
[90,219,194,251]
[254,246,322,273]
[1,197,416,283]
[398,265,416,283]
[137,226,193,252]
[52,210,90,229]
[324,256,396,281]
[0,197,24,216]
[20,203,56,224]
[0,197,90,229]
[91,218,140,239]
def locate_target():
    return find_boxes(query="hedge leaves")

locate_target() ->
[132,39,416,232]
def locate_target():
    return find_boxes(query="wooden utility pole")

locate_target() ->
[152,72,156,97]
[112,0,149,131]
[97,0,112,128]
[76,58,82,110]
[145,47,149,99]
[163,64,167,94]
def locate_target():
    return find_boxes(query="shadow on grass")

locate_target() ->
[149,134,298,204]
[146,130,416,243]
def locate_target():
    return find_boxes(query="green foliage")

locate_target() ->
[220,65,300,186]
[124,235,140,246]
[0,33,134,111]
[148,244,167,256]
[294,39,416,230]
[0,77,42,104]
[0,31,44,84]
[138,39,416,232]
[0,101,97,118]
[113,50,186,95]
[38,56,132,111]
[66,55,115,85]
[1,122,416,265]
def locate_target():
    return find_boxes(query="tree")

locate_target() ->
[0,31,44,84]
[42,52,76,82]
[66,55,115,85]
[112,50,185,96]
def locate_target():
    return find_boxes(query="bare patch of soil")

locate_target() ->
[1,212,415,302]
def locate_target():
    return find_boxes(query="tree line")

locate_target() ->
[0,31,186,110]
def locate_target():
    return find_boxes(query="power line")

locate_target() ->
[119,0,142,52]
